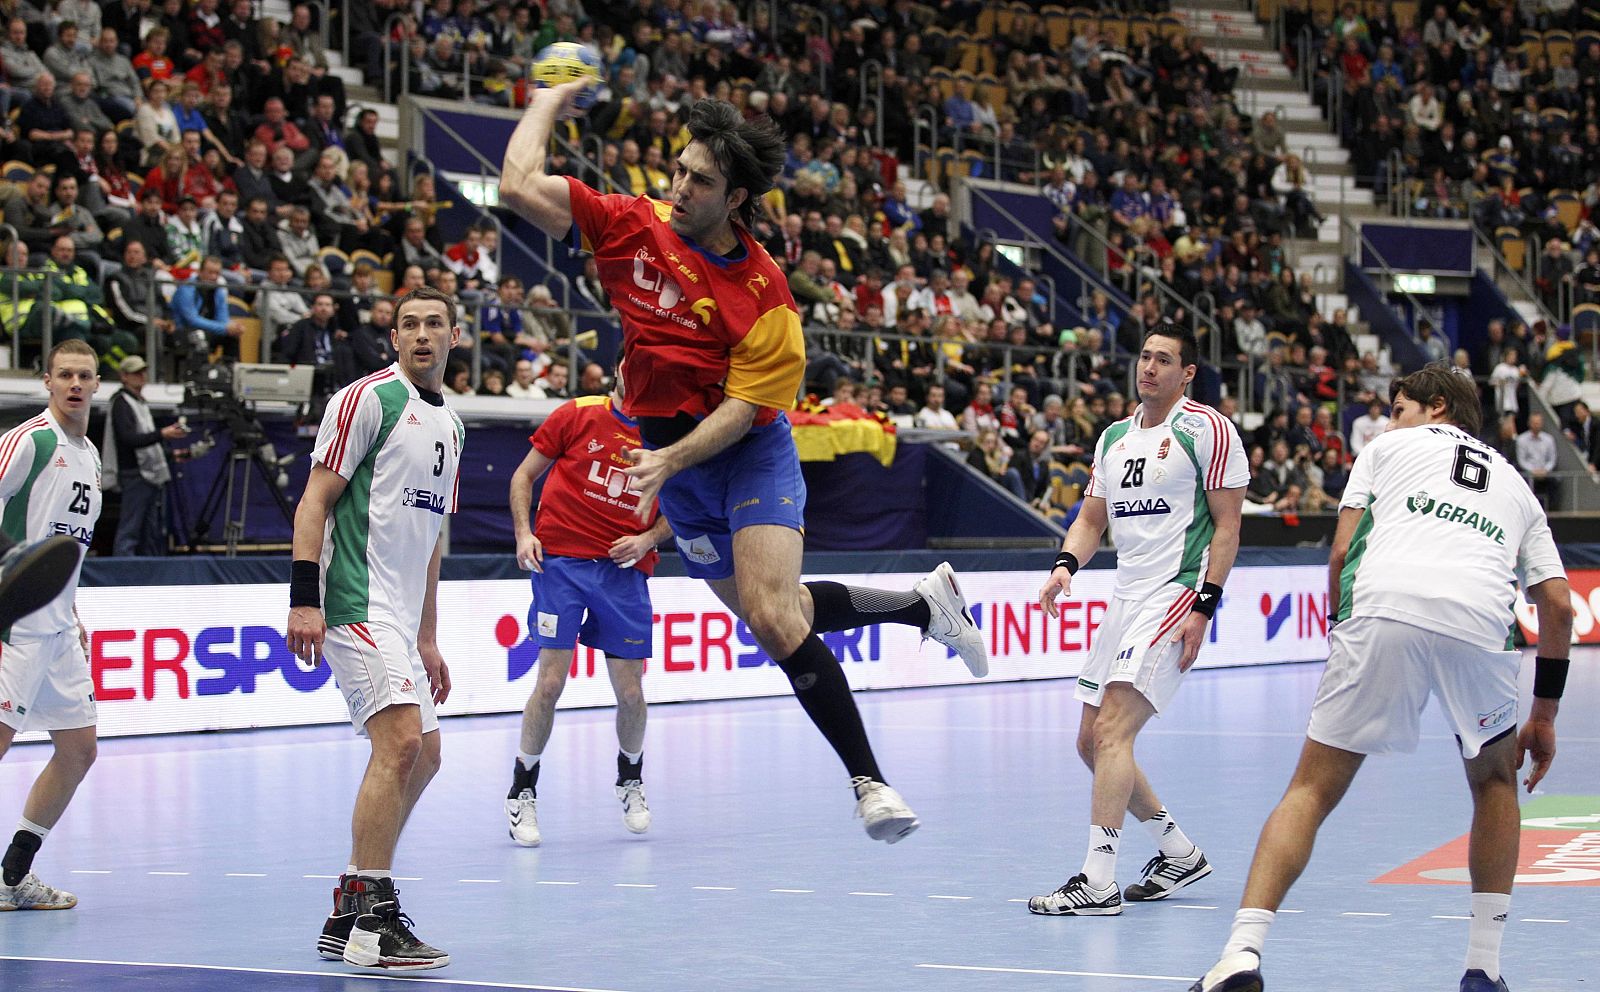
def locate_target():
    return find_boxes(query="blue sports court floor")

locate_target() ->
[1,654,1596,991]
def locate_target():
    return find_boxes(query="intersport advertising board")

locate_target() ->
[30,566,1340,740]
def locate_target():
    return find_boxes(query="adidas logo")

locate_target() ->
[54,455,67,468]
[1094,844,1116,854]
[399,678,414,693]
[406,413,422,426]
[0,700,10,712]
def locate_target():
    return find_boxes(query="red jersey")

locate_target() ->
[563,176,804,425]
[530,395,660,575]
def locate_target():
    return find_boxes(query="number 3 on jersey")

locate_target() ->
[1121,457,1146,488]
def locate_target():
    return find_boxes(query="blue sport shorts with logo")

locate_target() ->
[527,555,653,658]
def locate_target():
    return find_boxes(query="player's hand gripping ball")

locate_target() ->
[531,42,604,110]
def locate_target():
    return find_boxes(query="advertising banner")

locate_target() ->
[1515,568,1600,645]
[23,566,1335,740]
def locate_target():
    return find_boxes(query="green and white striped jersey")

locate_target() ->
[0,411,101,640]
[1087,399,1248,600]
[311,365,464,632]
[1337,422,1563,650]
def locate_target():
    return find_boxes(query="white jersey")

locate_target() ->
[1088,399,1249,600]
[1338,422,1563,650]
[311,365,464,633]
[0,411,102,640]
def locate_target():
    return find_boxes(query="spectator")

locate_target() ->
[1348,397,1389,457]
[1515,411,1559,508]
[348,296,397,378]
[535,361,572,400]
[171,255,244,358]
[1008,428,1054,504]
[104,355,188,556]
[1566,401,1599,469]
[1,19,47,94]
[134,78,180,168]
[89,27,140,120]
[915,381,960,434]
[1489,347,1524,419]
[505,358,541,399]
[16,73,78,175]
[60,72,112,134]
[253,96,309,158]
[276,205,319,277]
[967,428,1025,500]
[121,188,175,265]
[258,254,309,342]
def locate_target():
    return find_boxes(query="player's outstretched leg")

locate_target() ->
[607,658,650,834]
[506,649,571,847]
[1189,740,1364,992]
[0,535,81,633]
[0,725,95,911]
[804,561,989,677]
[734,526,918,843]
[1457,734,1521,992]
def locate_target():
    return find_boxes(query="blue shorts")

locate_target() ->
[652,416,807,580]
[527,556,653,658]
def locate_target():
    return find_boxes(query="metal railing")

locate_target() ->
[799,324,1087,404]
[380,11,410,104]
[1470,219,1564,335]
[1340,216,1425,342]
[1,266,65,372]
[859,59,885,150]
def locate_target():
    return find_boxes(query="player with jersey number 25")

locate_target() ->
[499,82,990,845]
[1033,322,1249,918]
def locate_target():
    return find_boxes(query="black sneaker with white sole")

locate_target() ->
[316,875,357,960]
[340,879,449,971]
[1124,849,1213,902]
[0,535,80,631]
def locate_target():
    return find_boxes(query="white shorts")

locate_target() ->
[1074,583,1197,713]
[0,630,97,734]
[1307,616,1520,760]
[323,620,438,738]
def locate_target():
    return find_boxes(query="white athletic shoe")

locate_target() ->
[616,780,651,834]
[506,790,541,847]
[1187,949,1264,992]
[852,776,920,844]
[915,561,989,677]
[0,873,77,911]
[1027,873,1123,916]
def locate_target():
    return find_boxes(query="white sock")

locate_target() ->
[345,864,357,875]
[16,818,48,841]
[1223,907,1276,957]
[1080,825,1121,889]
[354,868,392,880]
[1465,891,1510,979]
[621,748,642,764]
[517,751,540,769]
[1142,807,1197,860]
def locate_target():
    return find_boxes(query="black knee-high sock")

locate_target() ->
[2,830,42,886]
[775,633,884,784]
[806,581,931,634]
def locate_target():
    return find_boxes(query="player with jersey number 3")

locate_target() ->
[1033,322,1248,917]
[285,285,465,973]
[499,82,989,844]
[1190,364,1572,992]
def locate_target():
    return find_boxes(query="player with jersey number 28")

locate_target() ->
[499,83,989,845]
[505,373,674,847]
[1190,364,1572,992]
[1033,322,1248,918]
[286,285,465,974]
[0,340,103,914]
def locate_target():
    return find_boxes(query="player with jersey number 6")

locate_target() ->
[0,340,103,914]
[286,285,465,973]
[1033,321,1248,917]
[1190,364,1572,992]
[499,82,990,844]
[505,373,674,847]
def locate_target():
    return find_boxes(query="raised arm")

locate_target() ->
[500,81,589,241]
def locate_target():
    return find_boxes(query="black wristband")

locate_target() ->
[1533,656,1569,700]
[1190,582,1224,618]
[1054,551,1080,576]
[289,559,321,609]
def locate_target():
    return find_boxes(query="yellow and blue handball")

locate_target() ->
[531,41,604,109]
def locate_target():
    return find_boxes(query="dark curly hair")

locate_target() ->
[685,99,785,229]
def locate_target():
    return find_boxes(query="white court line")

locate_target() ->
[224,873,267,878]
[1006,898,1028,903]
[1168,905,1218,911]
[538,881,581,886]
[1342,912,1390,917]
[1522,919,1569,924]
[0,955,631,991]
[303,874,339,879]
[1278,909,1305,914]
[395,876,424,881]
[850,891,894,897]
[147,871,189,876]
[69,870,111,875]
[1433,915,1471,920]
[770,888,814,894]
[613,883,656,888]
[918,963,1196,983]
[927,895,972,901]
[692,886,735,891]
[459,879,501,884]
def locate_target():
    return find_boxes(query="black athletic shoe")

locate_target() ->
[1124,849,1213,902]
[340,879,449,971]
[0,536,80,631]
[1188,951,1264,992]
[1460,970,1510,992]
[316,875,356,960]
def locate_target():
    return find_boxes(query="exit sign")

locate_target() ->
[1394,273,1437,294]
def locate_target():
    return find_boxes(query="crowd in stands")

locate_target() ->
[1290,0,1600,322]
